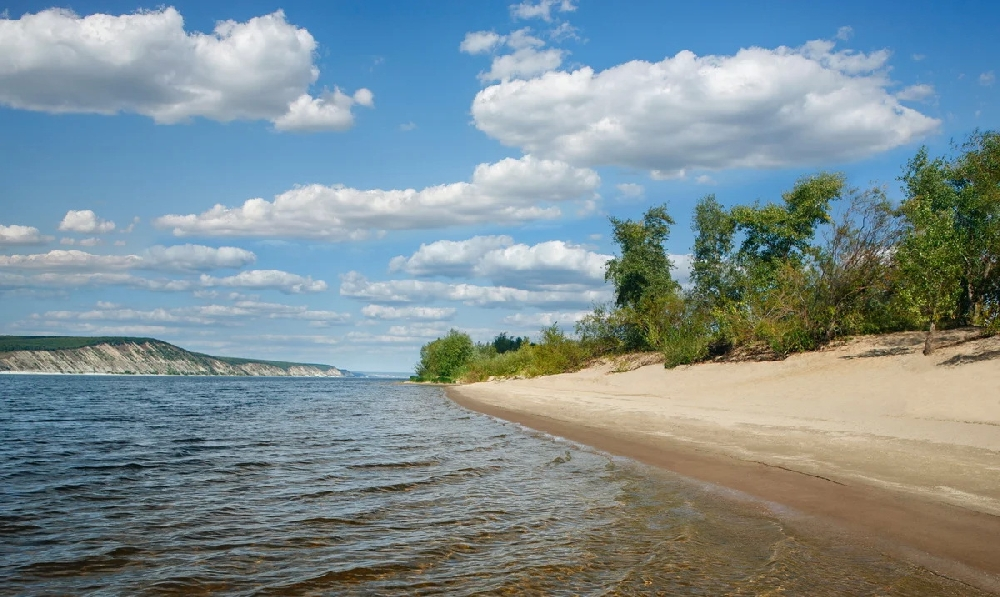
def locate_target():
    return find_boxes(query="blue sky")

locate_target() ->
[1,0,997,372]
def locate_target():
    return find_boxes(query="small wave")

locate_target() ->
[346,460,440,470]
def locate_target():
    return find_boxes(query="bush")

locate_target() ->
[414,329,474,382]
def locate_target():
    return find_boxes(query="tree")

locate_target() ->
[605,204,680,309]
[897,150,964,354]
[415,329,474,381]
[730,172,845,273]
[949,131,1000,326]
[691,194,737,307]
[492,332,526,354]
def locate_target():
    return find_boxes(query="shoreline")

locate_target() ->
[446,331,1000,593]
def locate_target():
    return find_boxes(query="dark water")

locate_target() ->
[0,376,986,596]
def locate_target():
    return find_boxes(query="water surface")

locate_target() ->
[0,376,985,595]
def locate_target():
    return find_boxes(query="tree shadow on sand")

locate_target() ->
[938,350,1000,367]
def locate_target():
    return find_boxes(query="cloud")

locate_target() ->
[389,236,611,288]
[199,270,326,294]
[615,183,644,199]
[471,37,939,173]
[0,245,254,272]
[58,210,115,233]
[834,26,853,41]
[695,174,716,185]
[60,237,104,246]
[896,84,934,101]
[474,240,611,287]
[464,28,565,82]
[340,271,610,307]
[399,121,417,132]
[0,250,142,270]
[0,8,371,132]
[510,0,577,22]
[0,224,50,245]
[390,235,514,276]
[361,305,457,321]
[0,269,325,294]
[154,155,599,240]
[980,71,996,87]
[502,310,589,328]
[29,299,349,328]
[142,244,256,271]
[273,89,374,132]
[460,31,505,54]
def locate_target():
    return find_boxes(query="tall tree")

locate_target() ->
[897,149,964,354]
[949,131,1000,325]
[730,172,845,272]
[605,204,679,309]
[691,194,736,307]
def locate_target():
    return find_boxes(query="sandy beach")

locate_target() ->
[448,330,1000,592]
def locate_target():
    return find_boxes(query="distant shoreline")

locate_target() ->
[447,330,1000,594]
[0,371,354,378]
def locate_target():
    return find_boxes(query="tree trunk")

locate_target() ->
[923,321,936,356]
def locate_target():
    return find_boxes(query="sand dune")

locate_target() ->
[448,329,1000,591]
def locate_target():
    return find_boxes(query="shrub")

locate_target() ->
[414,329,474,382]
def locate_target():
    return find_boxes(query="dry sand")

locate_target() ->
[447,329,1000,592]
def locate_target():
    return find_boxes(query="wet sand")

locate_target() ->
[447,330,1000,593]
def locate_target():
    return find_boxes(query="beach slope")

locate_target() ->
[448,330,1000,590]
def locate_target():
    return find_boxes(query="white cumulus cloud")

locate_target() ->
[361,305,457,321]
[390,235,514,276]
[199,270,326,294]
[58,210,115,233]
[142,244,255,271]
[471,37,939,173]
[510,0,576,22]
[389,236,611,288]
[154,156,599,240]
[0,224,50,245]
[0,8,372,132]
[0,245,254,272]
[340,271,610,308]
[464,28,566,82]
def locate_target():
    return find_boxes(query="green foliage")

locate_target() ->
[691,194,737,307]
[731,173,844,271]
[525,324,590,377]
[0,335,159,352]
[491,332,528,354]
[605,204,680,310]
[416,131,1000,380]
[414,329,475,382]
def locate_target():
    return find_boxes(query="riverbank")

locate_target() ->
[447,329,1000,592]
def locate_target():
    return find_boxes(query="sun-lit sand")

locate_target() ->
[448,329,1000,590]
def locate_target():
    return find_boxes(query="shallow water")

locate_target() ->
[0,376,986,595]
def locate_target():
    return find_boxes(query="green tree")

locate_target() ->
[897,149,965,353]
[605,204,680,310]
[730,172,845,273]
[415,329,474,381]
[949,131,1000,326]
[691,194,737,307]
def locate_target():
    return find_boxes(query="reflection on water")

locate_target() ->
[0,376,985,595]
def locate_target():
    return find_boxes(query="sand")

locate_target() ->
[447,329,1000,592]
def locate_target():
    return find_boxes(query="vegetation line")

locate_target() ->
[413,131,999,383]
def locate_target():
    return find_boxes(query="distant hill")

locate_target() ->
[0,336,349,377]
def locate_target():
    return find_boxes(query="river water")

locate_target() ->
[0,375,985,595]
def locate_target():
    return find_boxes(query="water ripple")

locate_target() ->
[0,375,988,596]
